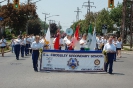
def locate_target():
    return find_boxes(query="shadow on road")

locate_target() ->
[19,59,26,60]
[112,73,125,75]
[115,61,124,62]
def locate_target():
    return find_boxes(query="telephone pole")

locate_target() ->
[28,0,31,4]
[42,13,50,22]
[82,0,96,14]
[74,7,81,22]
[7,0,10,4]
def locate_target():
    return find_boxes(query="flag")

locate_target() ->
[88,24,93,48]
[45,28,51,45]
[54,34,60,50]
[90,27,96,50]
[74,25,80,40]
[69,25,80,50]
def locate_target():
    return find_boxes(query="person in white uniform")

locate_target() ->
[31,35,42,72]
[116,37,122,58]
[79,33,88,50]
[53,35,64,50]
[113,37,117,61]
[20,37,26,57]
[65,35,74,50]
[97,36,103,50]
[14,35,21,60]
[103,37,116,74]
[0,36,7,57]
[63,35,68,50]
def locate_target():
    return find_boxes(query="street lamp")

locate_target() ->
[42,13,59,33]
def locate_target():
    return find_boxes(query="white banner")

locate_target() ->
[41,51,104,72]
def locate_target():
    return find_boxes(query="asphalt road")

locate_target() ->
[0,51,133,88]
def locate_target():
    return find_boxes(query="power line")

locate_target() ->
[82,0,96,14]
[74,7,82,22]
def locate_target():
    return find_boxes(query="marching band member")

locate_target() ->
[63,35,69,50]
[113,37,117,61]
[20,37,26,57]
[97,36,103,50]
[10,37,15,53]
[79,33,88,50]
[14,35,21,60]
[116,37,122,58]
[103,37,116,74]
[0,36,7,57]
[101,36,107,50]
[53,34,64,50]
[31,35,42,72]
[65,35,74,50]
[25,36,31,56]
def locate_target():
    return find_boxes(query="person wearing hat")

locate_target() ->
[14,35,21,60]
[79,33,88,50]
[31,35,42,72]
[103,36,116,74]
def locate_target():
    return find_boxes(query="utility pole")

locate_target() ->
[28,0,30,4]
[7,0,10,4]
[42,13,50,22]
[82,0,96,15]
[74,7,81,22]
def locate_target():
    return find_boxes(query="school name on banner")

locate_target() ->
[41,52,104,72]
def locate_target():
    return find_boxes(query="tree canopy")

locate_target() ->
[70,3,122,35]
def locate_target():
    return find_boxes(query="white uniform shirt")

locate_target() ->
[97,39,102,48]
[66,39,72,47]
[64,36,68,43]
[116,41,122,48]
[79,38,88,48]
[103,43,116,52]
[53,38,64,45]
[113,40,117,47]
[20,39,26,45]
[31,37,35,43]
[11,39,15,46]
[14,38,21,45]
[26,38,31,44]
[102,39,107,45]
[0,39,6,46]
[31,41,42,49]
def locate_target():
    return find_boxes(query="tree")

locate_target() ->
[96,8,114,33]
[110,3,122,27]
[50,23,58,35]
[0,3,38,35]
[27,19,41,35]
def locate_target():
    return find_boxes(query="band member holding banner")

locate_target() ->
[79,33,88,50]
[53,34,64,50]
[20,37,26,57]
[103,37,116,74]
[14,35,21,60]
[0,36,7,57]
[31,35,42,72]
[65,35,74,50]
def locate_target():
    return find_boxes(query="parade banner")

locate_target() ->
[40,50,104,72]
